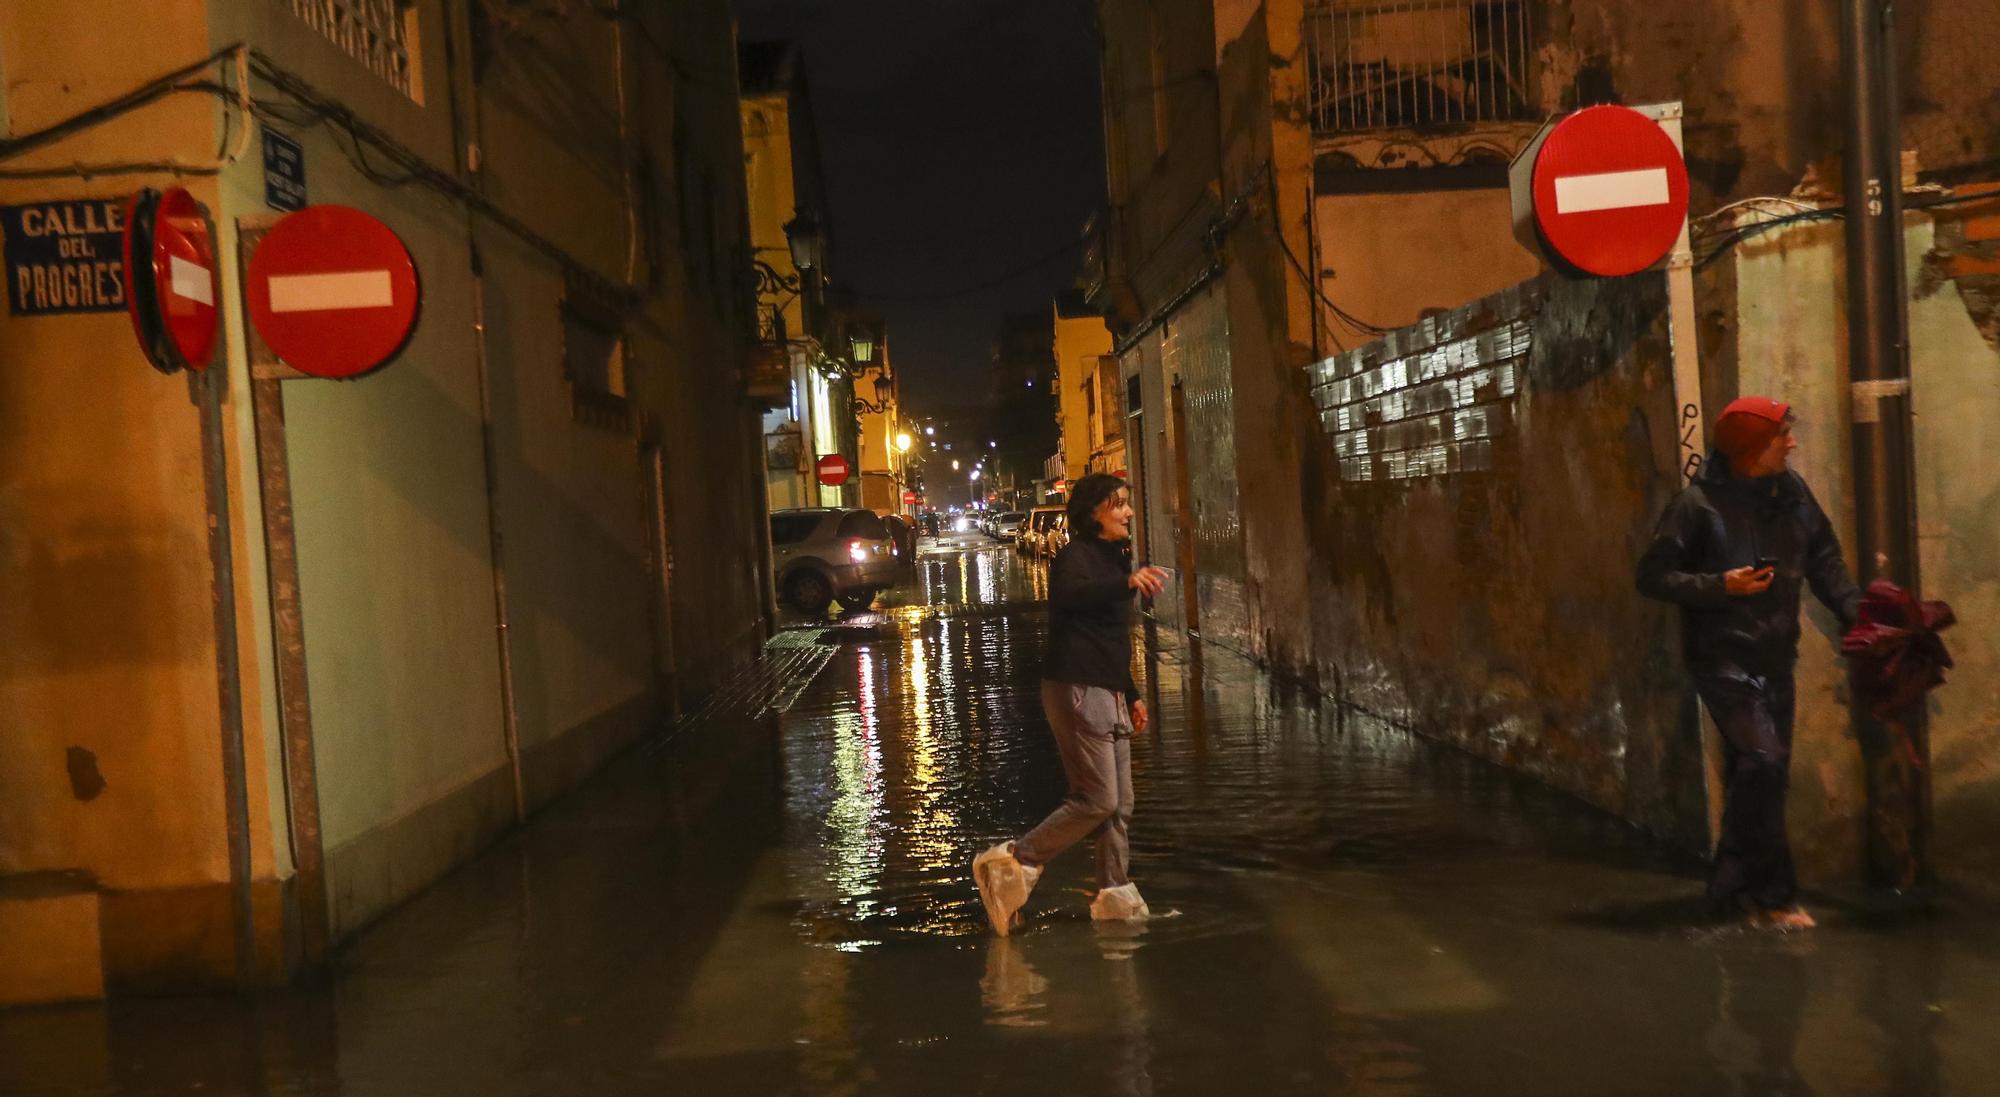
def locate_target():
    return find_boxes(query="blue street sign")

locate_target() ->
[1,199,128,317]
[263,127,308,212]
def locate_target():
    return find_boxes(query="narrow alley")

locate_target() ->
[5,532,1995,1096]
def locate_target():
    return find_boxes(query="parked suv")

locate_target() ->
[1042,513,1070,556]
[991,511,1027,541]
[770,507,901,613]
[1020,505,1064,555]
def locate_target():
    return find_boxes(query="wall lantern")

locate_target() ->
[783,210,824,272]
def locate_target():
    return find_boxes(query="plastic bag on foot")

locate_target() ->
[973,842,1042,936]
[1090,883,1150,922]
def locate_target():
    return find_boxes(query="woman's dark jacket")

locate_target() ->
[1636,451,1862,676]
[1044,536,1141,702]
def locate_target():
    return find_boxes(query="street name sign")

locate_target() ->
[121,187,220,373]
[2,199,127,316]
[247,205,419,379]
[262,127,308,212]
[1509,104,1690,277]
[817,454,851,486]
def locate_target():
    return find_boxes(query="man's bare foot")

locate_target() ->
[1758,906,1816,931]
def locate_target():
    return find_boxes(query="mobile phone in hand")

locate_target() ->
[1753,555,1779,573]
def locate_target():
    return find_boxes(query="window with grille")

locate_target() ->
[562,283,630,429]
[282,0,422,101]
[1306,1,1532,136]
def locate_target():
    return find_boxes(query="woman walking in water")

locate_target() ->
[973,473,1170,935]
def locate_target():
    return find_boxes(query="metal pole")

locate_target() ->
[195,365,256,989]
[1840,0,1929,890]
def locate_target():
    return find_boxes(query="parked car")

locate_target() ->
[769,507,901,614]
[883,513,916,567]
[1042,513,1070,556]
[992,511,1027,541]
[1020,505,1064,555]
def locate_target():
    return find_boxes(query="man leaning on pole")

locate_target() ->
[1636,396,1862,930]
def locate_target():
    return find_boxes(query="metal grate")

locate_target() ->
[283,0,418,99]
[1306,1,1533,135]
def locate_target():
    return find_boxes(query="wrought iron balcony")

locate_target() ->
[1306,1,1535,137]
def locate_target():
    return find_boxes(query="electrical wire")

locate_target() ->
[1275,226,1391,339]
[0,45,253,178]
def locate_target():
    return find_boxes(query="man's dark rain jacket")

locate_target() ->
[1636,451,1862,676]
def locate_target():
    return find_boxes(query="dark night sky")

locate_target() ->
[730,0,1106,413]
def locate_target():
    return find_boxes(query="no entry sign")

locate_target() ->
[902,490,918,505]
[1512,104,1690,277]
[816,454,851,486]
[122,187,220,373]
[247,205,418,379]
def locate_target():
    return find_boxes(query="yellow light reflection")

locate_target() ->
[826,658,886,907]
[904,624,959,873]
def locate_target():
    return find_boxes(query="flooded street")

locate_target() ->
[6,532,1999,1096]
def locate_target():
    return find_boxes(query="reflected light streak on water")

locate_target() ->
[903,623,959,878]
[824,658,886,914]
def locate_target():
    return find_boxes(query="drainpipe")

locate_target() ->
[1840,0,1929,890]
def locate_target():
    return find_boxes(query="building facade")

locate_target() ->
[740,42,867,513]
[1091,0,2000,891]
[0,0,767,1004]
[1052,290,1114,489]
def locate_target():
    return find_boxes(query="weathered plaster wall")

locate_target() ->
[1313,189,1545,333]
[1544,0,2000,207]
[1303,274,1707,846]
[1213,0,1322,673]
[0,0,267,964]
[1734,208,2000,892]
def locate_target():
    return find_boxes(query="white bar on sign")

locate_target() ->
[169,256,214,306]
[268,270,394,313]
[1553,167,1671,214]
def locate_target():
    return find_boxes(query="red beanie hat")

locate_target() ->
[1713,396,1791,462]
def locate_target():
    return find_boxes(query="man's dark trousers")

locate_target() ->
[1697,669,1799,914]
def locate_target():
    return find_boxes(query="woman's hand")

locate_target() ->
[1129,566,1170,597]
[1129,699,1149,734]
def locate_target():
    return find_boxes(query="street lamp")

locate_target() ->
[894,432,913,453]
[952,459,960,471]
[783,210,824,273]
[850,332,876,365]
[852,370,894,416]
[924,426,935,437]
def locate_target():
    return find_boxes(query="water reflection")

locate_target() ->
[10,539,2000,1097]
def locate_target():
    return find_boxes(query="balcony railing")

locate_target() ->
[1306,0,1533,136]
[284,0,419,99]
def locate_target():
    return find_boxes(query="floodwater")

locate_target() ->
[5,531,1998,1095]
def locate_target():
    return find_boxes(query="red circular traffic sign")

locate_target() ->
[816,454,851,486]
[1531,105,1690,277]
[901,490,918,505]
[122,187,220,373]
[247,205,419,379]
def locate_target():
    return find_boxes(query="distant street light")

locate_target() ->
[988,440,997,449]
[970,468,982,481]
[952,459,960,470]
[924,426,935,436]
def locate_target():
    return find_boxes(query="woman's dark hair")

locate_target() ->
[1066,473,1128,541]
